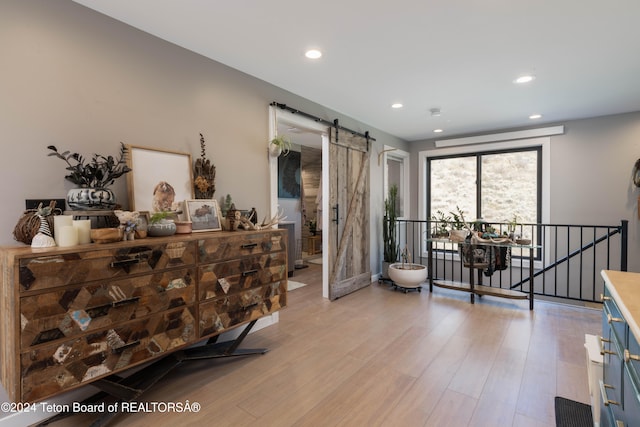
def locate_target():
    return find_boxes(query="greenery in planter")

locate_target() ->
[47,142,131,188]
[449,205,468,231]
[149,210,177,224]
[430,210,450,237]
[383,184,399,263]
[270,135,292,156]
[307,219,317,235]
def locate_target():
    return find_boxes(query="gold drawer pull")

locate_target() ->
[600,336,614,356]
[599,380,620,406]
[601,293,611,301]
[608,313,623,324]
[624,349,640,363]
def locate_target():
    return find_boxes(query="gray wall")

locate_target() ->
[409,111,640,272]
[0,0,405,258]
[0,0,408,415]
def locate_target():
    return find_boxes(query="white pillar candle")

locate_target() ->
[73,219,92,244]
[58,225,78,247]
[53,215,73,246]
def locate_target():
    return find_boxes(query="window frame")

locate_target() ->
[383,145,410,220]
[418,136,551,266]
[427,145,542,224]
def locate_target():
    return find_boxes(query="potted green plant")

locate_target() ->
[147,211,177,237]
[448,205,469,242]
[269,135,292,157]
[307,219,317,236]
[430,210,450,238]
[382,184,399,278]
[47,142,131,210]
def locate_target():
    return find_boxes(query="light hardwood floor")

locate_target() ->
[52,263,601,426]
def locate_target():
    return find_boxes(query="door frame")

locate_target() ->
[269,106,330,298]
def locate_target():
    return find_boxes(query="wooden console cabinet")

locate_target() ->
[0,229,287,403]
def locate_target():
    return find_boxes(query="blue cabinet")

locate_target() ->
[600,271,640,427]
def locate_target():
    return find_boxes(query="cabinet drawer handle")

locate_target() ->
[607,313,623,324]
[111,297,140,308]
[624,349,640,363]
[241,243,258,249]
[87,297,140,314]
[599,337,615,356]
[599,380,620,406]
[600,293,611,301]
[112,340,140,354]
[110,258,141,268]
[242,269,259,276]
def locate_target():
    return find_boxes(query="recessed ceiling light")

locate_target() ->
[433,129,443,133]
[391,103,403,109]
[514,75,535,84]
[305,49,322,59]
[529,114,542,119]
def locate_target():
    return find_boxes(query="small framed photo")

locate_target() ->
[185,199,222,232]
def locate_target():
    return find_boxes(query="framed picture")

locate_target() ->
[185,199,222,232]
[127,145,193,213]
[278,150,301,198]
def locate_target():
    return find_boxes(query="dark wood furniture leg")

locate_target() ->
[36,320,266,427]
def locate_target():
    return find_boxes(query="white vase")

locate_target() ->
[269,143,283,157]
[388,263,428,288]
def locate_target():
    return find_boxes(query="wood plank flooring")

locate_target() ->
[50,263,601,426]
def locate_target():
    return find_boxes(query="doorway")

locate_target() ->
[269,106,329,297]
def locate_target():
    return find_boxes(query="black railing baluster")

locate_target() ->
[394,219,625,304]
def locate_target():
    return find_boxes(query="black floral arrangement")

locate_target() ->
[47,142,131,188]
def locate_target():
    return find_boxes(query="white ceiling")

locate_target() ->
[73,0,640,142]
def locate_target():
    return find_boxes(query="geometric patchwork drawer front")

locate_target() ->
[198,232,285,265]
[18,241,197,292]
[198,252,287,300]
[20,306,196,402]
[20,268,196,349]
[1,229,287,403]
[198,281,286,337]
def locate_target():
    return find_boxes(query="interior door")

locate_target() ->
[328,127,371,300]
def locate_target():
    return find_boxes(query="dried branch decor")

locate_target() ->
[193,133,216,199]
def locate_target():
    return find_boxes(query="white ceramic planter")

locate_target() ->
[388,263,428,288]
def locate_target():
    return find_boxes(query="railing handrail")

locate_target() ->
[392,219,628,304]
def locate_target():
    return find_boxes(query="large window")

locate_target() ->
[428,147,541,227]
